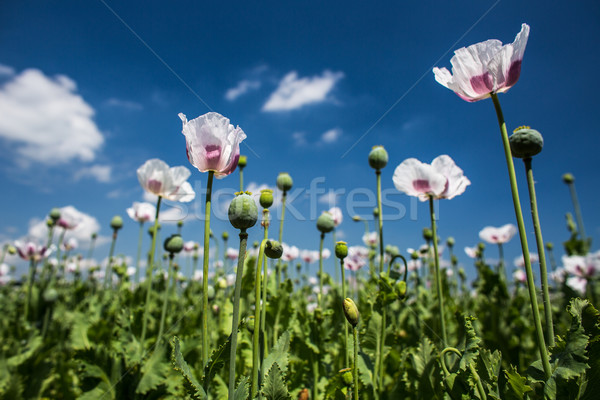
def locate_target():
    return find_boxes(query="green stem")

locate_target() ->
[497,243,505,281]
[318,232,325,308]
[156,254,174,348]
[376,170,384,274]
[24,259,37,321]
[568,181,587,240]
[252,239,268,398]
[333,230,339,283]
[312,354,319,400]
[490,93,551,379]
[140,196,162,349]
[429,196,447,345]
[377,307,386,393]
[202,171,214,368]
[104,230,118,289]
[228,229,248,400]
[441,347,486,400]
[276,191,287,289]
[239,167,244,192]
[87,235,96,261]
[261,211,270,359]
[524,158,555,347]
[547,246,558,273]
[363,219,370,234]
[41,306,51,339]
[135,222,144,284]
[353,326,359,400]
[340,258,349,368]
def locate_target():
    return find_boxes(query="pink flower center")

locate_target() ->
[413,179,431,193]
[505,60,522,88]
[205,144,222,170]
[148,179,162,194]
[470,72,493,95]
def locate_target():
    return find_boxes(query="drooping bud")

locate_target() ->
[260,189,274,209]
[110,215,123,231]
[396,280,407,299]
[276,172,293,192]
[164,234,184,254]
[238,155,247,169]
[265,240,283,259]
[562,173,575,184]
[509,126,544,158]
[368,145,388,170]
[343,298,359,327]
[335,241,348,259]
[228,192,258,230]
[316,212,335,234]
[49,208,61,222]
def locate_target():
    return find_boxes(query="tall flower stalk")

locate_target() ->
[429,196,447,345]
[335,241,349,368]
[316,212,335,307]
[276,172,293,288]
[343,298,360,400]
[201,171,214,366]
[260,189,274,359]
[104,215,123,289]
[368,146,388,275]
[563,173,587,242]
[157,234,183,347]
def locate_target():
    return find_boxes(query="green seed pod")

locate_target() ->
[228,192,258,230]
[368,145,388,170]
[352,215,361,222]
[49,208,61,222]
[477,242,485,251]
[509,126,544,158]
[339,368,353,386]
[7,245,16,255]
[260,189,274,209]
[110,215,123,231]
[410,251,419,260]
[316,212,335,234]
[265,240,283,259]
[238,155,247,169]
[91,232,98,240]
[562,173,575,184]
[545,242,554,251]
[222,231,229,241]
[44,287,58,303]
[177,220,184,228]
[458,267,466,280]
[451,254,458,265]
[276,172,293,192]
[46,218,54,228]
[422,227,433,241]
[148,225,161,238]
[335,241,348,259]
[396,280,407,299]
[343,298,360,327]
[446,237,455,247]
[373,207,379,218]
[385,244,400,257]
[207,285,215,300]
[164,234,184,254]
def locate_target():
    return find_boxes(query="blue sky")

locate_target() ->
[1,0,599,279]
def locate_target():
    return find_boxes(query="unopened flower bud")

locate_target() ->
[343,298,359,327]
[410,251,419,260]
[207,285,215,300]
[562,173,575,184]
[368,145,388,170]
[352,215,361,222]
[46,218,54,228]
[446,237,455,247]
[91,232,98,240]
[177,220,184,228]
[222,231,229,241]
[422,227,433,241]
[44,287,58,303]
[110,215,123,231]
[316,212,335,234]
[373,207,379,218]
[385,244,400,257]
[477,242,485,251]
[265,240,283,259]
[228,192,258,230]
[335,241,348,259]
[260,189,274,208]
[238,155,247,169]
[396,280,407,298]
[545,242,554,251]
[276,172,293,192]
[246,316,255,333]
[339,368,353,386]
[49,208,61,222]
[164,234,184,254]
[509,126,544,158]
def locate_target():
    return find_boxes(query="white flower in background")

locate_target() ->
[61,237,78,252]
[514,253,538,268]
[464,246,478,259]
[137,158,195,202]
[282,243,300,262]
[362,232,378,247]
[562,251,600,295]
[127,202,156,223]
[328,207,343,227]
[14,240,53,262]
[513,269,526,283]
[321,248,331,260]
[479,224,517,244]
[226,247,238,260]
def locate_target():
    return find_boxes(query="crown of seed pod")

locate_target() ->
[276,172,293,192]
[368,145,388,170]
[164,234,184,254]
[265,240,283,259]
[228,192,258,230]
[260,189,274,208]
[335,241,348,259]
[316,212,335,234]
[110,215,123,231]
[562,173,575,184]
[509,126,544,158]
[238,155,247,169]
[343,298,360,327]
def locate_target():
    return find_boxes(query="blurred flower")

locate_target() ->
[513,269,527,283]
[301,250,319,264]
[321,248,331,260]
[328,207,343,227]
[562,251,600,295]
[550,268,566,284]
[464,246,478,259]
[344,246,368,271]
[127,266,136,277]
[137,158,195,202]
[57,207,81,230]
[407,258,422,271]
[226,247,238,260]
[184,241,197,253]
[362,232,378,247]
[61,237,78,252]
[433,23,530,102]
[479,224,517,244]
[14,241,53,262]
[179,112,246,178]
[127,202,156,223]
[0,263,10,276]
[282,243,299,262]
[514,253,538,268]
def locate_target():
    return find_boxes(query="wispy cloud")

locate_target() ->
[105,97,143,111]
[262,70,344,112]
[292,128,342,147]
[318,191,341,206]
[292,131,307,147]
[225,79,261,101]
[320,128,342,144]
[0,66,104,166]
[74,164,112,183]
[0,64,15,76]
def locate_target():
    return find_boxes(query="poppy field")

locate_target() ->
[1,22,599,400]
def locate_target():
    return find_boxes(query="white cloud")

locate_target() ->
[320,128,342,144]
[105,97,143,111]
[27,205,108,246]
[225,79,261,101]
[143,191,158,203]
[0,64,15,76]
[74,164,112,183]
[292,131,307,147]
[318,191,341,206]
[0,67,104,165]
[262,70,344,111]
